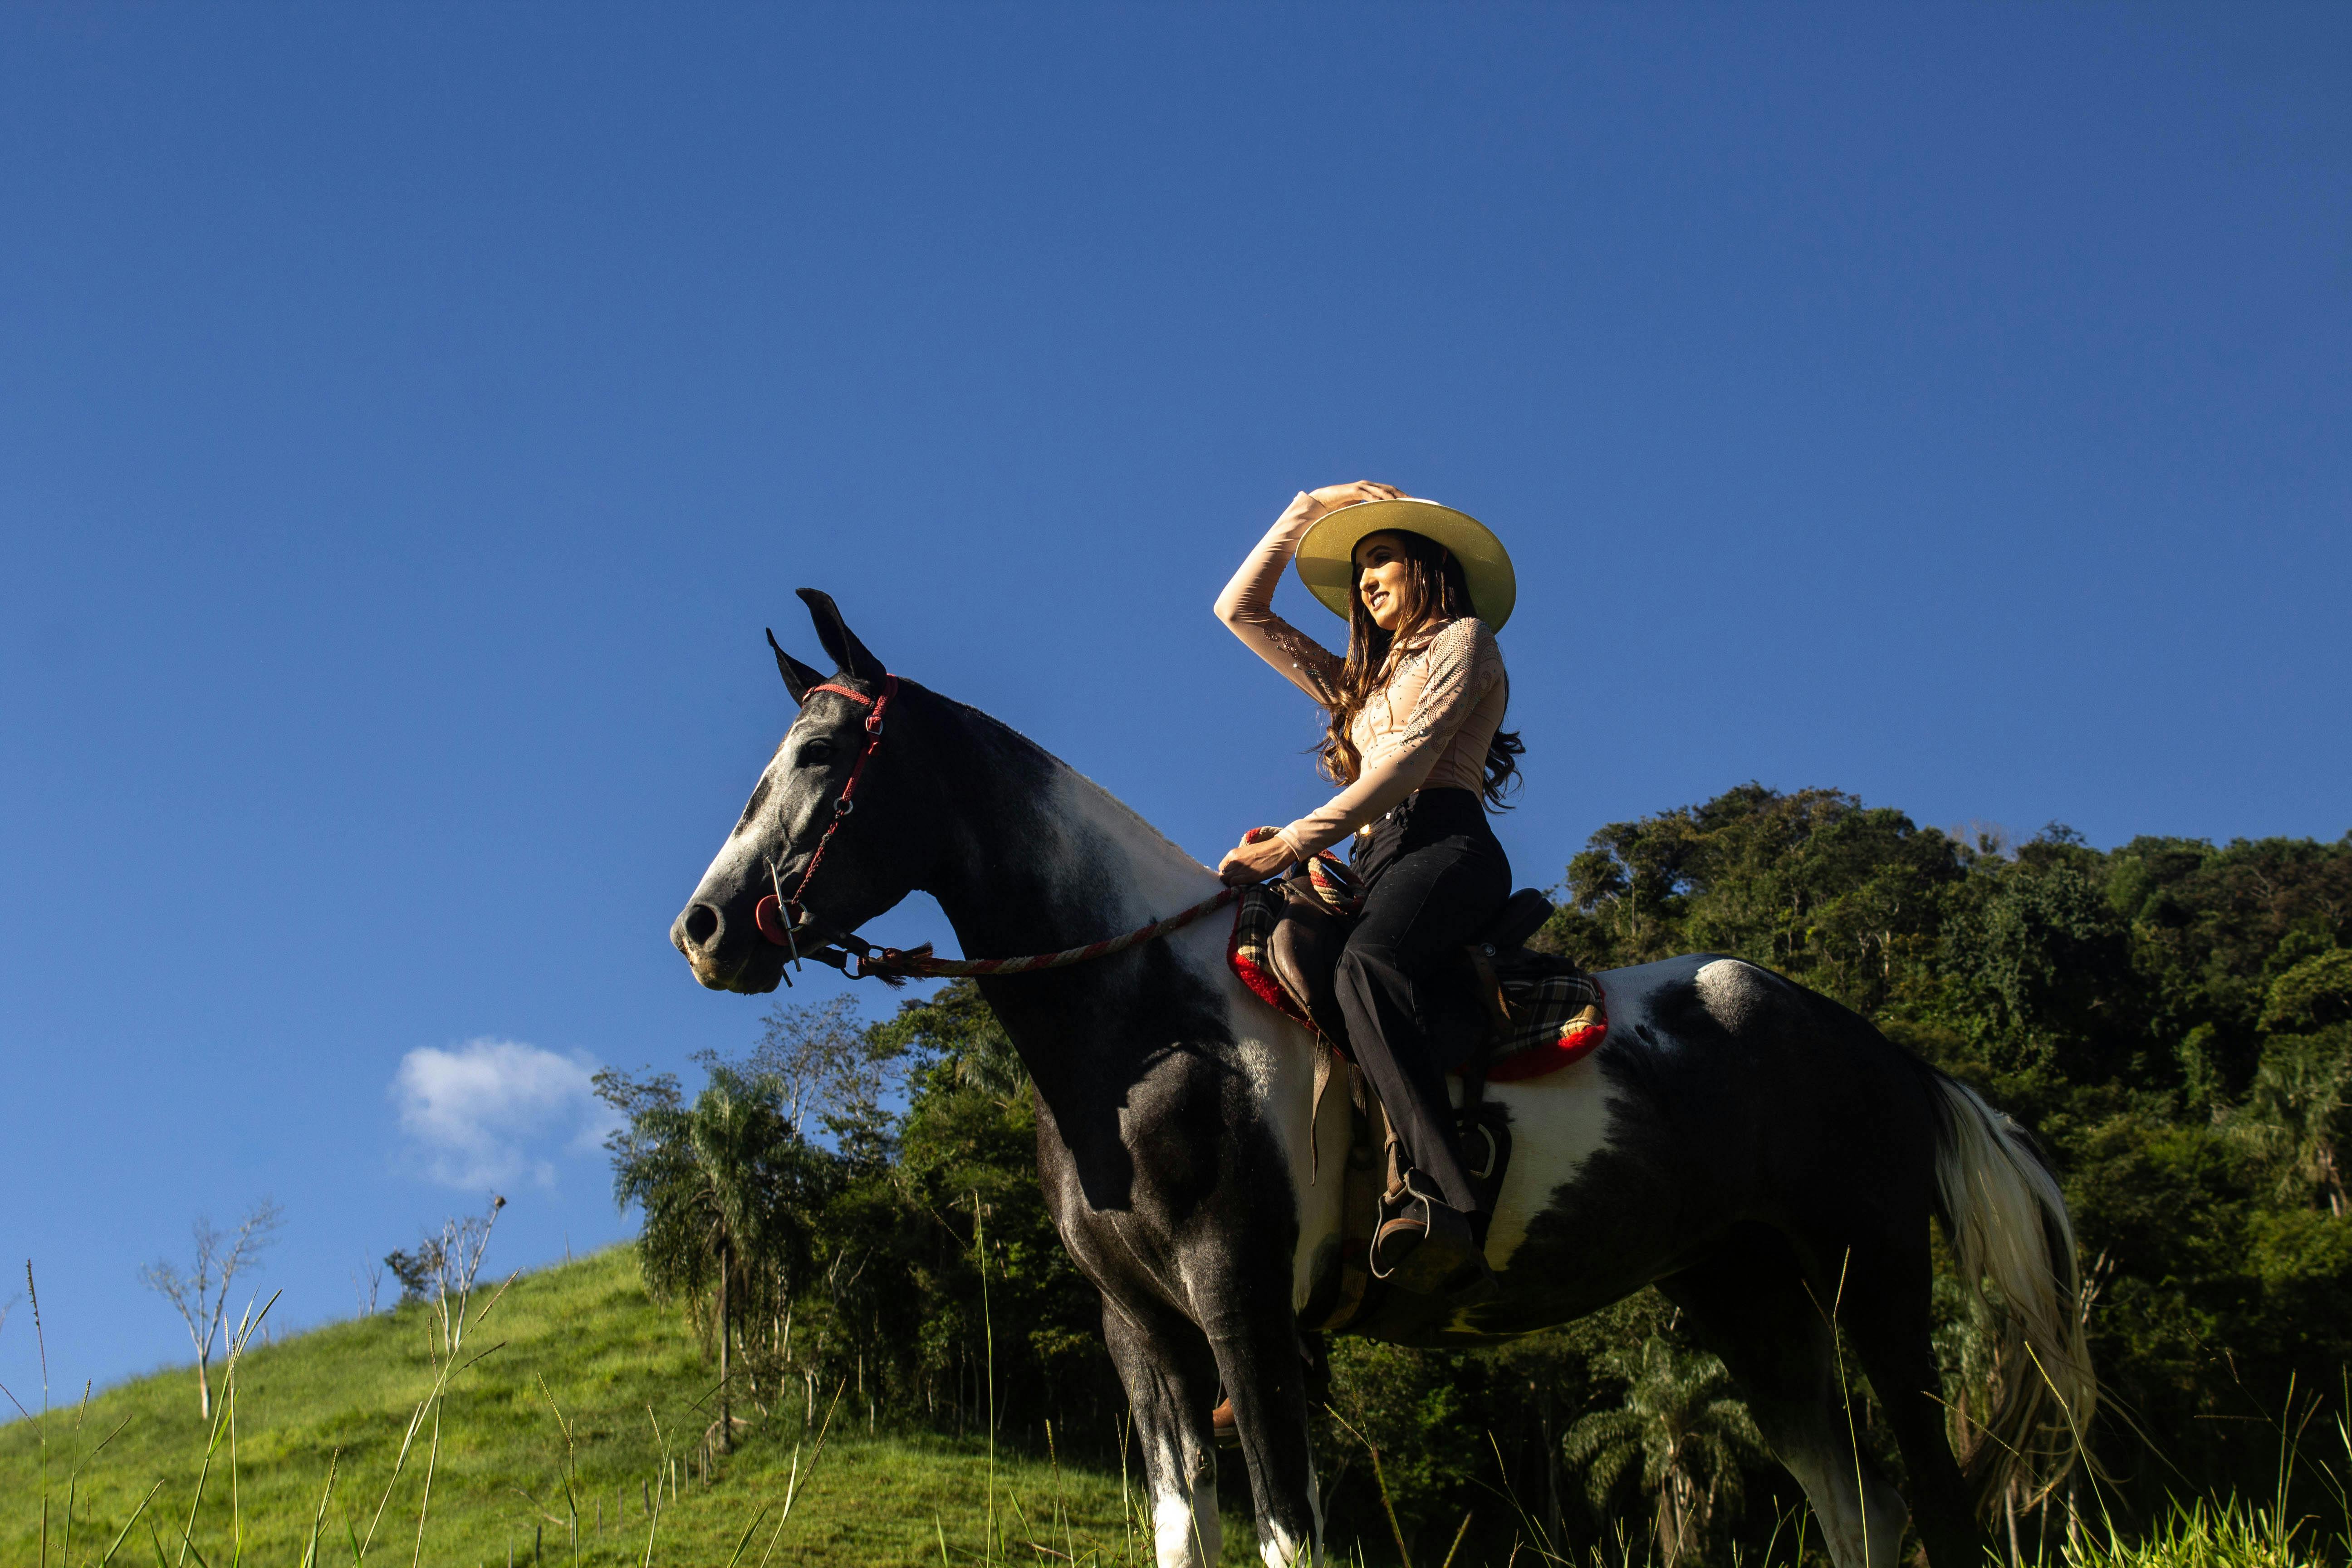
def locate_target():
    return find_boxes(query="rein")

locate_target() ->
[750,672,1244,985]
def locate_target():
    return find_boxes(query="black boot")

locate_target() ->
[1369,1171,1497,1303]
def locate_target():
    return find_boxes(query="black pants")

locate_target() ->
[1335,788,1510,1224]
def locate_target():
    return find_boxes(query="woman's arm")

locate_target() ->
[1271,618,1502,862]
[1212,482,1397,704]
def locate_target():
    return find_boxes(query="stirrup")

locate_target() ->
[1369,1170,1495,1301]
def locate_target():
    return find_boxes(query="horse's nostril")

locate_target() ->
[683,903,721,946]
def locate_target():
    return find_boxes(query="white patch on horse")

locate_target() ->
[1695,957,1781,1033]
[1259,1463,1321,1566]
[1042,769,1220,927]
[1467,1057,1621,1271]
[1153,1474,1223,1568]
[1039,769,1334,1314]
[1259,1522,1310,1566]
[700,725,825,900]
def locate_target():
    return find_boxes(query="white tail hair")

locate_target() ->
[1931,1074,2098,1511]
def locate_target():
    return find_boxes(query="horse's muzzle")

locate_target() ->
[670,898,785,993]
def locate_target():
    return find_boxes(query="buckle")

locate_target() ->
[1462,1122,1500,1182]
[834,797,856,816]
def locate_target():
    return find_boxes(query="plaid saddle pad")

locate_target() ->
[1478,948,1609,1082]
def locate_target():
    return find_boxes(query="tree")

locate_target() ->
[746,994,902,1142]
[2232,1028,2352,1215]
[598,1063,825,1452]
[384,1199,506,1304]
[2214,951,2352,1215]
[138,1199,284,1420]
[1563,1335,1765,1567]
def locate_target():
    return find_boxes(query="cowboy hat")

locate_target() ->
[1294,497,1517,632]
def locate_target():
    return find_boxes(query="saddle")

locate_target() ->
[1226,856,1608,1336]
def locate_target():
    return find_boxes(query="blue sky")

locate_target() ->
[3,5,2346,1398]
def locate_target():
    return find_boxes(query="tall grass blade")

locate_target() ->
[29,1262,50,1568]
[1438,1511,1473,1568]
[408,1404,442,1568]
[60,1409,129,1568]
[755,1379,844,1568]
[100,1479,166,1567]
[299,1450,340,1568]
[976,1191,997,1564]
[722,1503,773,1568]
[1327,1406,1413,1568]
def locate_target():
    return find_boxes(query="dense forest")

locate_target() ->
[593,784,2352,1563]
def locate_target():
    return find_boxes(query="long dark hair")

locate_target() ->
[1319,528,1524,807]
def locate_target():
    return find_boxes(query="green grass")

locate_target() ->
[0,1248,1237,1566]
[2049,1496,2336,1568]
[12,1249,2347,1566]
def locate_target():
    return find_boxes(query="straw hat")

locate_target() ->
[1294,497,1517,632]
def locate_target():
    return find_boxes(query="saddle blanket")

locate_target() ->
[1226,883,1606,1082]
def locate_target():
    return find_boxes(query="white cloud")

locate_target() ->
[392,1039,618,1190]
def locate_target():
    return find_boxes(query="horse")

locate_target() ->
[670,590,2094,1568]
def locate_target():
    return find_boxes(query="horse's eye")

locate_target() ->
[798,739,836,767]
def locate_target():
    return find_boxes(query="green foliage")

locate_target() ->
[1562,1336,1767,1567]
[599,1063,827,1326]
[2056,1494,2329,1568]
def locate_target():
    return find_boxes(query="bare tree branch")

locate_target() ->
[137,1198,283,1419]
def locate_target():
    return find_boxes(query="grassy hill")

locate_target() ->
[12,1246,2331,1568]
[0,1248,1239,1567]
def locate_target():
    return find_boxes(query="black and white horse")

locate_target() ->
[671,592,2093,1568]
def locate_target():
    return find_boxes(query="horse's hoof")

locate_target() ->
[1210,1395,1241,1448]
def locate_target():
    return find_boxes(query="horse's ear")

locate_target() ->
[766,628,824,705]
[796,588,882,680]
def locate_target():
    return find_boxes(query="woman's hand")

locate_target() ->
[1219,832,1298,886]
[1298,480,1402,519]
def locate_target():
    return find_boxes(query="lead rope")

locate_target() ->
[828,886,1242,982]
[755,673,1247,984]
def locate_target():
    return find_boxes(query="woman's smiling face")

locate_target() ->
[1354,531,1414,631]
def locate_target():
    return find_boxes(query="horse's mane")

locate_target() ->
[916,681,1215,886]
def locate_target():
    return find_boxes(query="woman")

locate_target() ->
[1213,480,1522,1295]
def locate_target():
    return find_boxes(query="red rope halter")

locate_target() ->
[752,675,896,957]
[750,672,1245,983]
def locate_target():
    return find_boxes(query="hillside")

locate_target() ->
[0,1248,1225,1567]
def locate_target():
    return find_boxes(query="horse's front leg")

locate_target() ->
[1101,1294,1225,1568]
[1198,1265,1323,1568]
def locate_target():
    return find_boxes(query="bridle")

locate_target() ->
[751,674,898,975]
[747,669,1241,985]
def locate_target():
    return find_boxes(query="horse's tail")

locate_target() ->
[1926,1072,2097,1513]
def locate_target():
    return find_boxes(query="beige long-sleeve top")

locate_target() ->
[1214,495,1510,862]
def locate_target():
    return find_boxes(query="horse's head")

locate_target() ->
[671,590,940,994]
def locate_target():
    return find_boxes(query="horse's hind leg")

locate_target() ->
[1838,1235,1986,1568]
[1660,1225,1907,1568]
[1102,1298,1225,1568]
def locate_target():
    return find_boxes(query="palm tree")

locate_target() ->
[2233,952,2352,1215]
[2232,1029,2352,1216]
[1563,1335,1766,1567]
[612,1065,825,1451]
